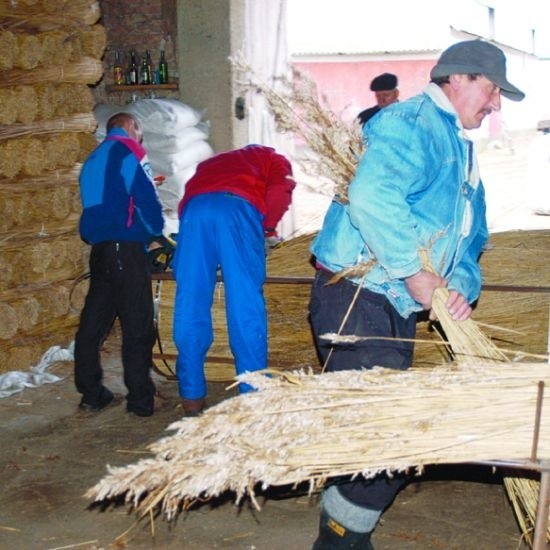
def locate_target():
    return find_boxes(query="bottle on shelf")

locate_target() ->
[145,50,153,84]
[113,50,124,85]
[128,50,139,85]
[158,50,168,84]
[139,55,151,85]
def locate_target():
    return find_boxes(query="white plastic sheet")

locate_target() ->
[0,342,74,399]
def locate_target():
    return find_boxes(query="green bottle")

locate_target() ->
[159,50,168,84]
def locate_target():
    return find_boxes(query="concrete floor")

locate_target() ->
[0,339,532,550]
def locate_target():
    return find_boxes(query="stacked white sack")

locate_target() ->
[93,99,214,235]
[126,99,214,235]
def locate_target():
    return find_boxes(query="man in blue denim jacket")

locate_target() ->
[309,40,524,549]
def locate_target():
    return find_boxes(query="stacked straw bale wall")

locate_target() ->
[0,0,104,373]
[155,230,549,380]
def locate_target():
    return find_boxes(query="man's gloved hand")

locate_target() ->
[265,235,283,255]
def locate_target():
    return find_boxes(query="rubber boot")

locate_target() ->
[311,509,374,550]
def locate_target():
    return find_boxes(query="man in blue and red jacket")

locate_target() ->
[172,144,295,414]
[75,112,164,417]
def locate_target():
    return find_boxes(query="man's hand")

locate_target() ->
[445,290,472,321]
[405,269,446,310]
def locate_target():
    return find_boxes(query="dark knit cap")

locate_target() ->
[370,73,398,92]
[430,39,524,101]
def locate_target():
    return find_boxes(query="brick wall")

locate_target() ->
[95,0,178,104]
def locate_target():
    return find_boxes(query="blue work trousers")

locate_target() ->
[172,192,267,399]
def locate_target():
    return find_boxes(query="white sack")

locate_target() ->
[125,99,205,133]
[143,123,210,154]
[150,139,213,176]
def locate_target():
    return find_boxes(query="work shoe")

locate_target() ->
[127,391,169,417]
[78,391,122,413]
[311,509,374,550]
[181,397,206,416]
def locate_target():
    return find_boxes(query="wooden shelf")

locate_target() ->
[106,83,178,92]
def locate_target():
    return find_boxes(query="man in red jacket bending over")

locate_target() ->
[172,145,295,414]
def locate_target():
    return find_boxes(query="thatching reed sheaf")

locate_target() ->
[0,0,100,32]
[0,57,103,87]
[0,166,81,236]
[232,54,363,202]
[0,3,104,374]
[87,362,550,519]
[0,113,97,140]
[0,84,94,124]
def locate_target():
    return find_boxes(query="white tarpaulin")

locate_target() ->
[0,343,73,399]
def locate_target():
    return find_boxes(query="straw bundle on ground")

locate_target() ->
[87,361,550,519]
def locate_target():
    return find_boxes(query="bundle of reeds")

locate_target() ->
[87,361,550,519]
[504,475,549,547]
[0,279,76,341]
[422,253,549,547]
[0,30,17,70]
[0,113,96,140]
[0,57,103,87]
[0,0,100,31]
[0,232,83,288]
[232,55,362,202]
[0,1,102,379]
[0,185,78,234]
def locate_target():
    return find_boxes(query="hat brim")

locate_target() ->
[430,63,525,101]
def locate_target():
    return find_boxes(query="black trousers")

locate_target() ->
[74,241,156,415]
[309,269,417,511]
